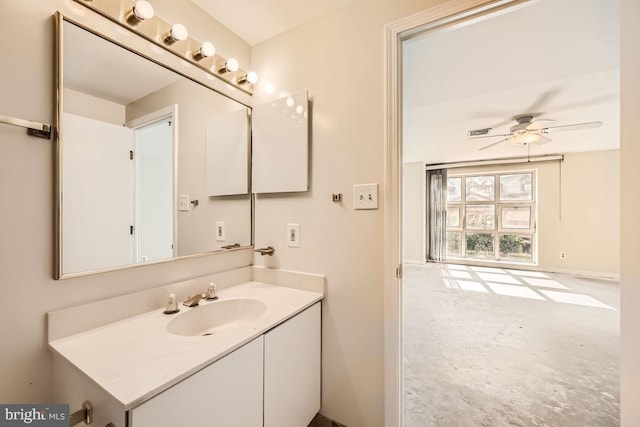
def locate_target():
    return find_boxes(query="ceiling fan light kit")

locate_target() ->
[468,114,603,151]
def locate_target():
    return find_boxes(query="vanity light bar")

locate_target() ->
[74,0,257,94]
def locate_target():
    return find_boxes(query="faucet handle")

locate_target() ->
[205,283,218,300]
[183,293,204,307]
[163,293,180,315]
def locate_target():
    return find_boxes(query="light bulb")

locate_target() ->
[193,42,215,60]
[246,71,258,84]
[511,131,541,145]
[238,71,258,84]
[127,0,154,25]
[286,97,294,108]
[224,58,240,73]
[164,23,188,44]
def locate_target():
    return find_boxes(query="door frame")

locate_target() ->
[382,1,535,425]
[126,104,179,260]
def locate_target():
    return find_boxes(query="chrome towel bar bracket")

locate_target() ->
[0,114,52,139]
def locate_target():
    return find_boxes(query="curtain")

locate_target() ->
[427,168,447,262]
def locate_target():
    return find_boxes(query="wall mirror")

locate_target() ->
[55,14,252,278]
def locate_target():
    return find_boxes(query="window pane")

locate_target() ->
[446,232,461,257]
[501,206,531,229]
[447,206,460,227]
[465,205,495,230]
[465,233,494,259]
[465,176,494,201]
[500,173,532,201]
[447,177,461,202]
[500,234,532,262]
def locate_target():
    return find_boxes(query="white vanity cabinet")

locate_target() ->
[131,302,321,427]
[52,300,322,427]
[264,302,321,427]
[130,336,264,427]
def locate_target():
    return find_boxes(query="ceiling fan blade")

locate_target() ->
[549,94,617,114]
[534,134,553,145]
[479,137,510,151]
[544,121,603,132]
[525,88,561,113]
[468,133,512,140]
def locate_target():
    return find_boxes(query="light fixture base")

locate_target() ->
[72,0,254,95]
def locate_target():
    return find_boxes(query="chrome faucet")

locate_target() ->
[183,293,204,307]
[254,246,275,256]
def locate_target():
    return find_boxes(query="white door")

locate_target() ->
[135,119,174,262]
[61,112,134,274]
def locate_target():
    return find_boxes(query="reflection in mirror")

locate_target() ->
[58,18,252,278]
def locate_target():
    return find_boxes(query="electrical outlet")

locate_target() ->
[178,195,190,212]
[353,183,379,210]
[287,223,300,247]
[560,252,567,259]
[216,221,226,241]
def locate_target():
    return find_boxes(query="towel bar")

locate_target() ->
[0,114,52,139]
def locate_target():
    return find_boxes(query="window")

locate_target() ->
[446,171,536,263]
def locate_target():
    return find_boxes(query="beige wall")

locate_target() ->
[0,0,253,403]
[1,1,636,426]
[250,1,450,425]
[63,88,125,125]
[403,162,426,263]
[620,0,640,424]
[445,150,620,276]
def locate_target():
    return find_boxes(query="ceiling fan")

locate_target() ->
[468,115,603,150]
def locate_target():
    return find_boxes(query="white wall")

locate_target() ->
[620,0,640,424]
[445,150,620,276]
[0,0,253,403]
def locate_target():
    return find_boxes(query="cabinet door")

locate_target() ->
[131,336,263,427]
[251,91,309,193]
[264,303,321,427]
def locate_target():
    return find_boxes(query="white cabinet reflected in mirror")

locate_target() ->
[56,16,252,278]
[252,92,309,193]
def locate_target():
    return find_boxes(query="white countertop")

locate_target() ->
[49,281,323,409]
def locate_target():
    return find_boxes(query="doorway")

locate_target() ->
[387,2,619,427]
[127,105,178,263]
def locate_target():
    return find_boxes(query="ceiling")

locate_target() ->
[64,21,182,105]
[402,0,620,164]
[190,0,357,46]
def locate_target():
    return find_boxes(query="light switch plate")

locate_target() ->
[353,184,379,210]
[178,195,190,212]
[216,221,226,241]
[287,223,300,247]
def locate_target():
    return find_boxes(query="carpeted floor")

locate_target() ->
[403,263,619,427]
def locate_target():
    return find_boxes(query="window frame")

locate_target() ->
[445,170,537,264]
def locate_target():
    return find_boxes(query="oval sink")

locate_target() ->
[166,298,267,337]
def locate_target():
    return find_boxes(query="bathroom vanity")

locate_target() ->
[49,269,324,427]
